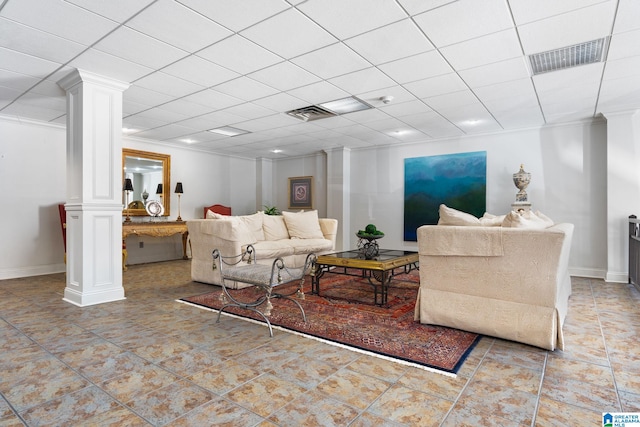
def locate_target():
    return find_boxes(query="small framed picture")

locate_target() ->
[288,176,313,210]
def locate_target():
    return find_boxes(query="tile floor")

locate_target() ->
[0,259,638,426]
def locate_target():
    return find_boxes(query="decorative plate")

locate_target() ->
[145,200,164,217]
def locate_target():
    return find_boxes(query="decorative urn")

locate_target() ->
[512,164,531,202]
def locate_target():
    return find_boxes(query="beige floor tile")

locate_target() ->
[225,373,307,417]
[367,383,453,426]
[315,368,391,410]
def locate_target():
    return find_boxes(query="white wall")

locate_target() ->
[348,120,608,277]
[0,115,619,279]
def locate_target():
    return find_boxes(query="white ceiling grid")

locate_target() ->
[0,0,638,159]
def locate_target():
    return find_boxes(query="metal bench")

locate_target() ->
[212,245,316,336]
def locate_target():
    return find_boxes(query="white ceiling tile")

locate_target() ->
[291,43,371,79]
[123,85,174,107]
[509,0,612,25]
[0,47,62,78]
[458,57,530,88]
[156,99,214,117]
[492,106,545,129]
[345,108,390,124]
[236,113,300,132]
[177,0,290,32]
[403,73,468,98]
[133,72,204,98]
[222,103,275,120]
[344,19,433,65]
[0,18,86,64]
[379,100,432,117]
[248,62,321,91]
[213,77,279,101]
[180,89,244,110]
[252,93,308,112]
[473,78,538,104]
[1,0,118,44]
[95,27,188,69]
[161,56,239,88]
[1,101,65,122]
[378,51,452,84]
[241,9,337,59]
[533,62,604,93]
[126,0,232,52]
[357,85,418,107]
[397,0,458,16]
[0,69,40,92]
[122,114,166,130]
[28,79,66,98]
[64,0,155,22]
[69,49,154,83]
[177,110,247,129]
[298,0,408,39]
[603,55,640,81]
[517,1,617,54]
[440,29,523,71]
[424,90,480,110]
[132,107,190,123]
[414,0,513,47]
[613,0,640,33]
[196,36,282,75]
[607,29,640,61]
[329,68,397,95]
[287,81,350,105]
[134,124,197,140]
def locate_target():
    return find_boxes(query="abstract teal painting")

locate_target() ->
[404,151,486,241]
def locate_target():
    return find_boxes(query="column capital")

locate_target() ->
[57,69,129,92]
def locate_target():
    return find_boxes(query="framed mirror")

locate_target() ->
[122,148,171,217]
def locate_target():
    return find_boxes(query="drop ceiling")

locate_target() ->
[1,0,639,159]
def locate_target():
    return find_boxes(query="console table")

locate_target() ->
[122,221,189,270]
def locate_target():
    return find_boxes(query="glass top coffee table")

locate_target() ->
[312,249,419,306]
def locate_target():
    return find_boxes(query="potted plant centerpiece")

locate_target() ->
[356,224,384,259]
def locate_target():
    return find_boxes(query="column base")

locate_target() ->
[63,287,125,307]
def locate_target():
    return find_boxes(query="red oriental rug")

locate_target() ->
[179,269,480,376]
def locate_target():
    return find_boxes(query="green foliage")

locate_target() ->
[358,224,384,236]
[262,205,280,216]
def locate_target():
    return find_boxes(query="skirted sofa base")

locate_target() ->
[414,222,574,351]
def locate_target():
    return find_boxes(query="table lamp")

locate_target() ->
[123,178,134,223]
[175,182,183,222]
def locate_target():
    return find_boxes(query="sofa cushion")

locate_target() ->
[251,240,295,259]
[238,212,265,241]
[502,210,553,229]
[479,212,506,226]
[437,204,481,226]
[263,215,290,241]
[283,210,324,239]
[290,238,334,254]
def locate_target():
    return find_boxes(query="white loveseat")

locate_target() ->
[188,210,337,289]
[414,205,574,351]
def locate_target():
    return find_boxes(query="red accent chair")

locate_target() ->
[203,204,231,218]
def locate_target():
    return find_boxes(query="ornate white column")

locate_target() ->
[58,69,129,306]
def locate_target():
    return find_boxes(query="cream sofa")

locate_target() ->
[188,210,337,289]
[414,207,574,351]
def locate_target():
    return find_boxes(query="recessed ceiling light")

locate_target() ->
[318,96,372,115]
[208,126,250,137]
[271,149,283,153]
[180,138,197,144]
[122,127,138,133]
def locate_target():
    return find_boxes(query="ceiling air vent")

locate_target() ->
[286,105,337,122]
[529,37,609,75]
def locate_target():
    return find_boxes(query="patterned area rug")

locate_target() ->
[180,269,480,376]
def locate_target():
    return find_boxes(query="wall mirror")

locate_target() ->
[122,148,170,217]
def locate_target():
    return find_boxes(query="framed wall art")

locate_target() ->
[404,151,487,241]
[288,176,313,210]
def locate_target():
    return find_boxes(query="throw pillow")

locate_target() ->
[479,212,506,226]
[282,210,324,239]
[206,210,224,219]
[535,210,555,227]
[238,212,265,241]
[262,215,290,241]
[437,204,481,226]
[501,210,551,229]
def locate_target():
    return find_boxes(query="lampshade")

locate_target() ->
[174,182,183,194]
[156,183,163,194]
[123,178,134,192]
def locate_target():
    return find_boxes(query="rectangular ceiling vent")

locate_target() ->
[286,105,337,122]
[529,37,609,75]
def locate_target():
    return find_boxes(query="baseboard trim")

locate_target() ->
[568,267,606,279]
[0,263,65,280]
